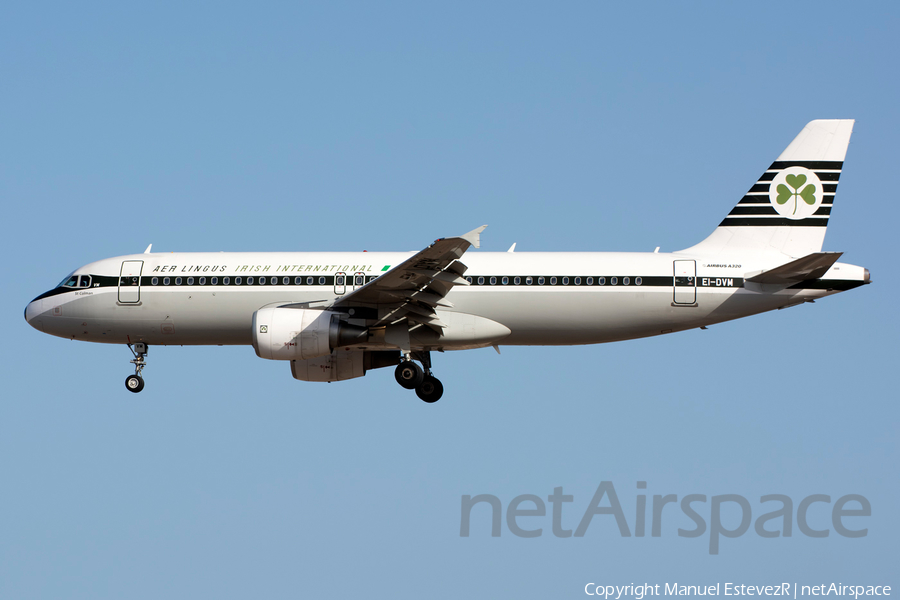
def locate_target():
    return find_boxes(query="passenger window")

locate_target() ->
[163,277,171,286]
[175,277,183,285]
[187,277,194,285]
[355,276,364,286]
[525,276,533,285]
[562,277,569,285]
[514,277,521,285]
[490,277,497,285]
[318,277,326,285]
[247,277,254,284]
[271,277,277,285]
[151,277,159,286]
[611,277,618,286]
[259,277,266,285]
[223,277,230,285]
[587,277,593,285]
[336,276,345,285]
[477,277,485,285]
[501,277,509,285]
[235,277,242,285]
[283,277,290,285]
[211,277,218,285]
[635,277,643,286]
[198,277,206,285]
[538,277,545,285]
[295,277,302,285]
[550,277,557,285]
[574,277,581,285]
[307,277,314,285]
[623,277,630,286]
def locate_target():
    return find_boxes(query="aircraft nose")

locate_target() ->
[24,298,44,331]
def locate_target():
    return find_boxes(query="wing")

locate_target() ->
[329,225,487,330]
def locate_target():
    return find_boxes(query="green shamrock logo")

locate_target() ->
[775,174,816,215]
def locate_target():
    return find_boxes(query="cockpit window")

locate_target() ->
[58,274,92,288]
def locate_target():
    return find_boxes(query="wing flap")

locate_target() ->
[330,226,486,327]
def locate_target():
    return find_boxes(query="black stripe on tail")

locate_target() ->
[719,161,843,228]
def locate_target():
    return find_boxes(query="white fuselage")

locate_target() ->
[24,250,868,350]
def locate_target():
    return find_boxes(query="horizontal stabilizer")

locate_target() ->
[746,252,843,285]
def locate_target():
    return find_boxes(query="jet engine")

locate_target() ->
[252,307,368,361]
[291,350,401,382]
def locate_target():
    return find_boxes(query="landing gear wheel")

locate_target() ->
[395,360,424,389]
[125,374,144,393]
[126,343,148,393]
[416,375,443,403]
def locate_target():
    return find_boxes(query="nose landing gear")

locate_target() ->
[125,343,148,393]
[394,351,444,403]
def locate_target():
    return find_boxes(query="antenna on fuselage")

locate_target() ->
[144,244,153,254]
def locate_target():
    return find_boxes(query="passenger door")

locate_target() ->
[673,260,696,305]
[118,260,143,303]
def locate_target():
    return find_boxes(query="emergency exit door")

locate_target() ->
[673,260,696,305]
[334,272,346,296]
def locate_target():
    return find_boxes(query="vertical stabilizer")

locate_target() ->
[680,119,854,259]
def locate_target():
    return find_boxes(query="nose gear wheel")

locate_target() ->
[125,343,148,393]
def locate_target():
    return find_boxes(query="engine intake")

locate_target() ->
[252,307,368,361]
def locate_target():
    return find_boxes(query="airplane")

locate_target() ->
[24,120,869,403]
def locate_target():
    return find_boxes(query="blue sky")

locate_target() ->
[2,2,898,598]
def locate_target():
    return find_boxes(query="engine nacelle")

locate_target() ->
[252,307,368,361]
[291,350,401,382]
[292,350,364,382]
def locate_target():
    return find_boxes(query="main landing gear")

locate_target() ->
[394,351,443,403]
[125,342,148,393]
